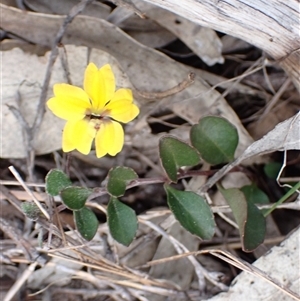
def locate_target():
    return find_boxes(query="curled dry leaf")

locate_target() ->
[107,6,176,48]
[240,112,300,154]
[131,0,224,66]
[24,0,111,18]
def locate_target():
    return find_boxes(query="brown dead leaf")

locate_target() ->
[248,103,299,140]
[131,0,224,66]
[149,221,199,292]
[108,6,176,48]
[24,0,111,18]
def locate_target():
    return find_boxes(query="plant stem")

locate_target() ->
[263,182,300,217]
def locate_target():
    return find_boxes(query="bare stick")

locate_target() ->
[258,78,292,121]
[141,247,300,300]
[33,0,95,132]
[8,166,50,220]
[7,92,35,180]
[134,72,195,100]
[0,217,45,264]
[4,262,38,301]
[139,218,228,291]
[0,180,45,187]
[19,0,95,178]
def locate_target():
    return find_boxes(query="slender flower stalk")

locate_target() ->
[47,63,139,158]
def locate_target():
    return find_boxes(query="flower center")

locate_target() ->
[83,113,102,131]
[89,114,102,120]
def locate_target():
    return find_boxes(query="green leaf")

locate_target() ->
[219,186,266,252]
[241,184,269,214]
[107,166,138,197]
[263,162,282,179]
[107,197,138,246]
[164,185,215,240]
[74,207,99,241]
[21,202,41,221]
[45,169,72,196]
[60,187,93,210]
[159,136,200,182]
[190,116,238,165]
[244,201,266,251]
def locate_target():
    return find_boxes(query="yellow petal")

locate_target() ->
[47,84,91,121]
[105,89,139,123]
[84,63,115,112]
[62,122,75,152]
[95,120,124,158]
[62,119,96,155]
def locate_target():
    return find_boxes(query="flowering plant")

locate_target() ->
[47,63,139,158]
[43,62,268,252]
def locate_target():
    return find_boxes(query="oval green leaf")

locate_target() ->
[159,136,200,182]
[107,197,138,246]
[107,166,138,197]
[241,184,269,215]
[74,206,99,241]
[164,185,215,240]
[244,200,266,251]
[218,186,266,252]
[241,184,269,205]
[190,116,238,165]
[45,169,72,196]
[60,187,93,210]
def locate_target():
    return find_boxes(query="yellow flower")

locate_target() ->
[47,63,139,158]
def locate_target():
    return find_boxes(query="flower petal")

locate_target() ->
[95,120,124,158]
[62,119,96,155]
[84,63,115,112]
[47,84,91,121]
[104,89,139,123]
[62,122,76,152]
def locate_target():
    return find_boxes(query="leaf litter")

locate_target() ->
[0,1,299,301]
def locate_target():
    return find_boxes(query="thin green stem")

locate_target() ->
[263,182,300,217]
